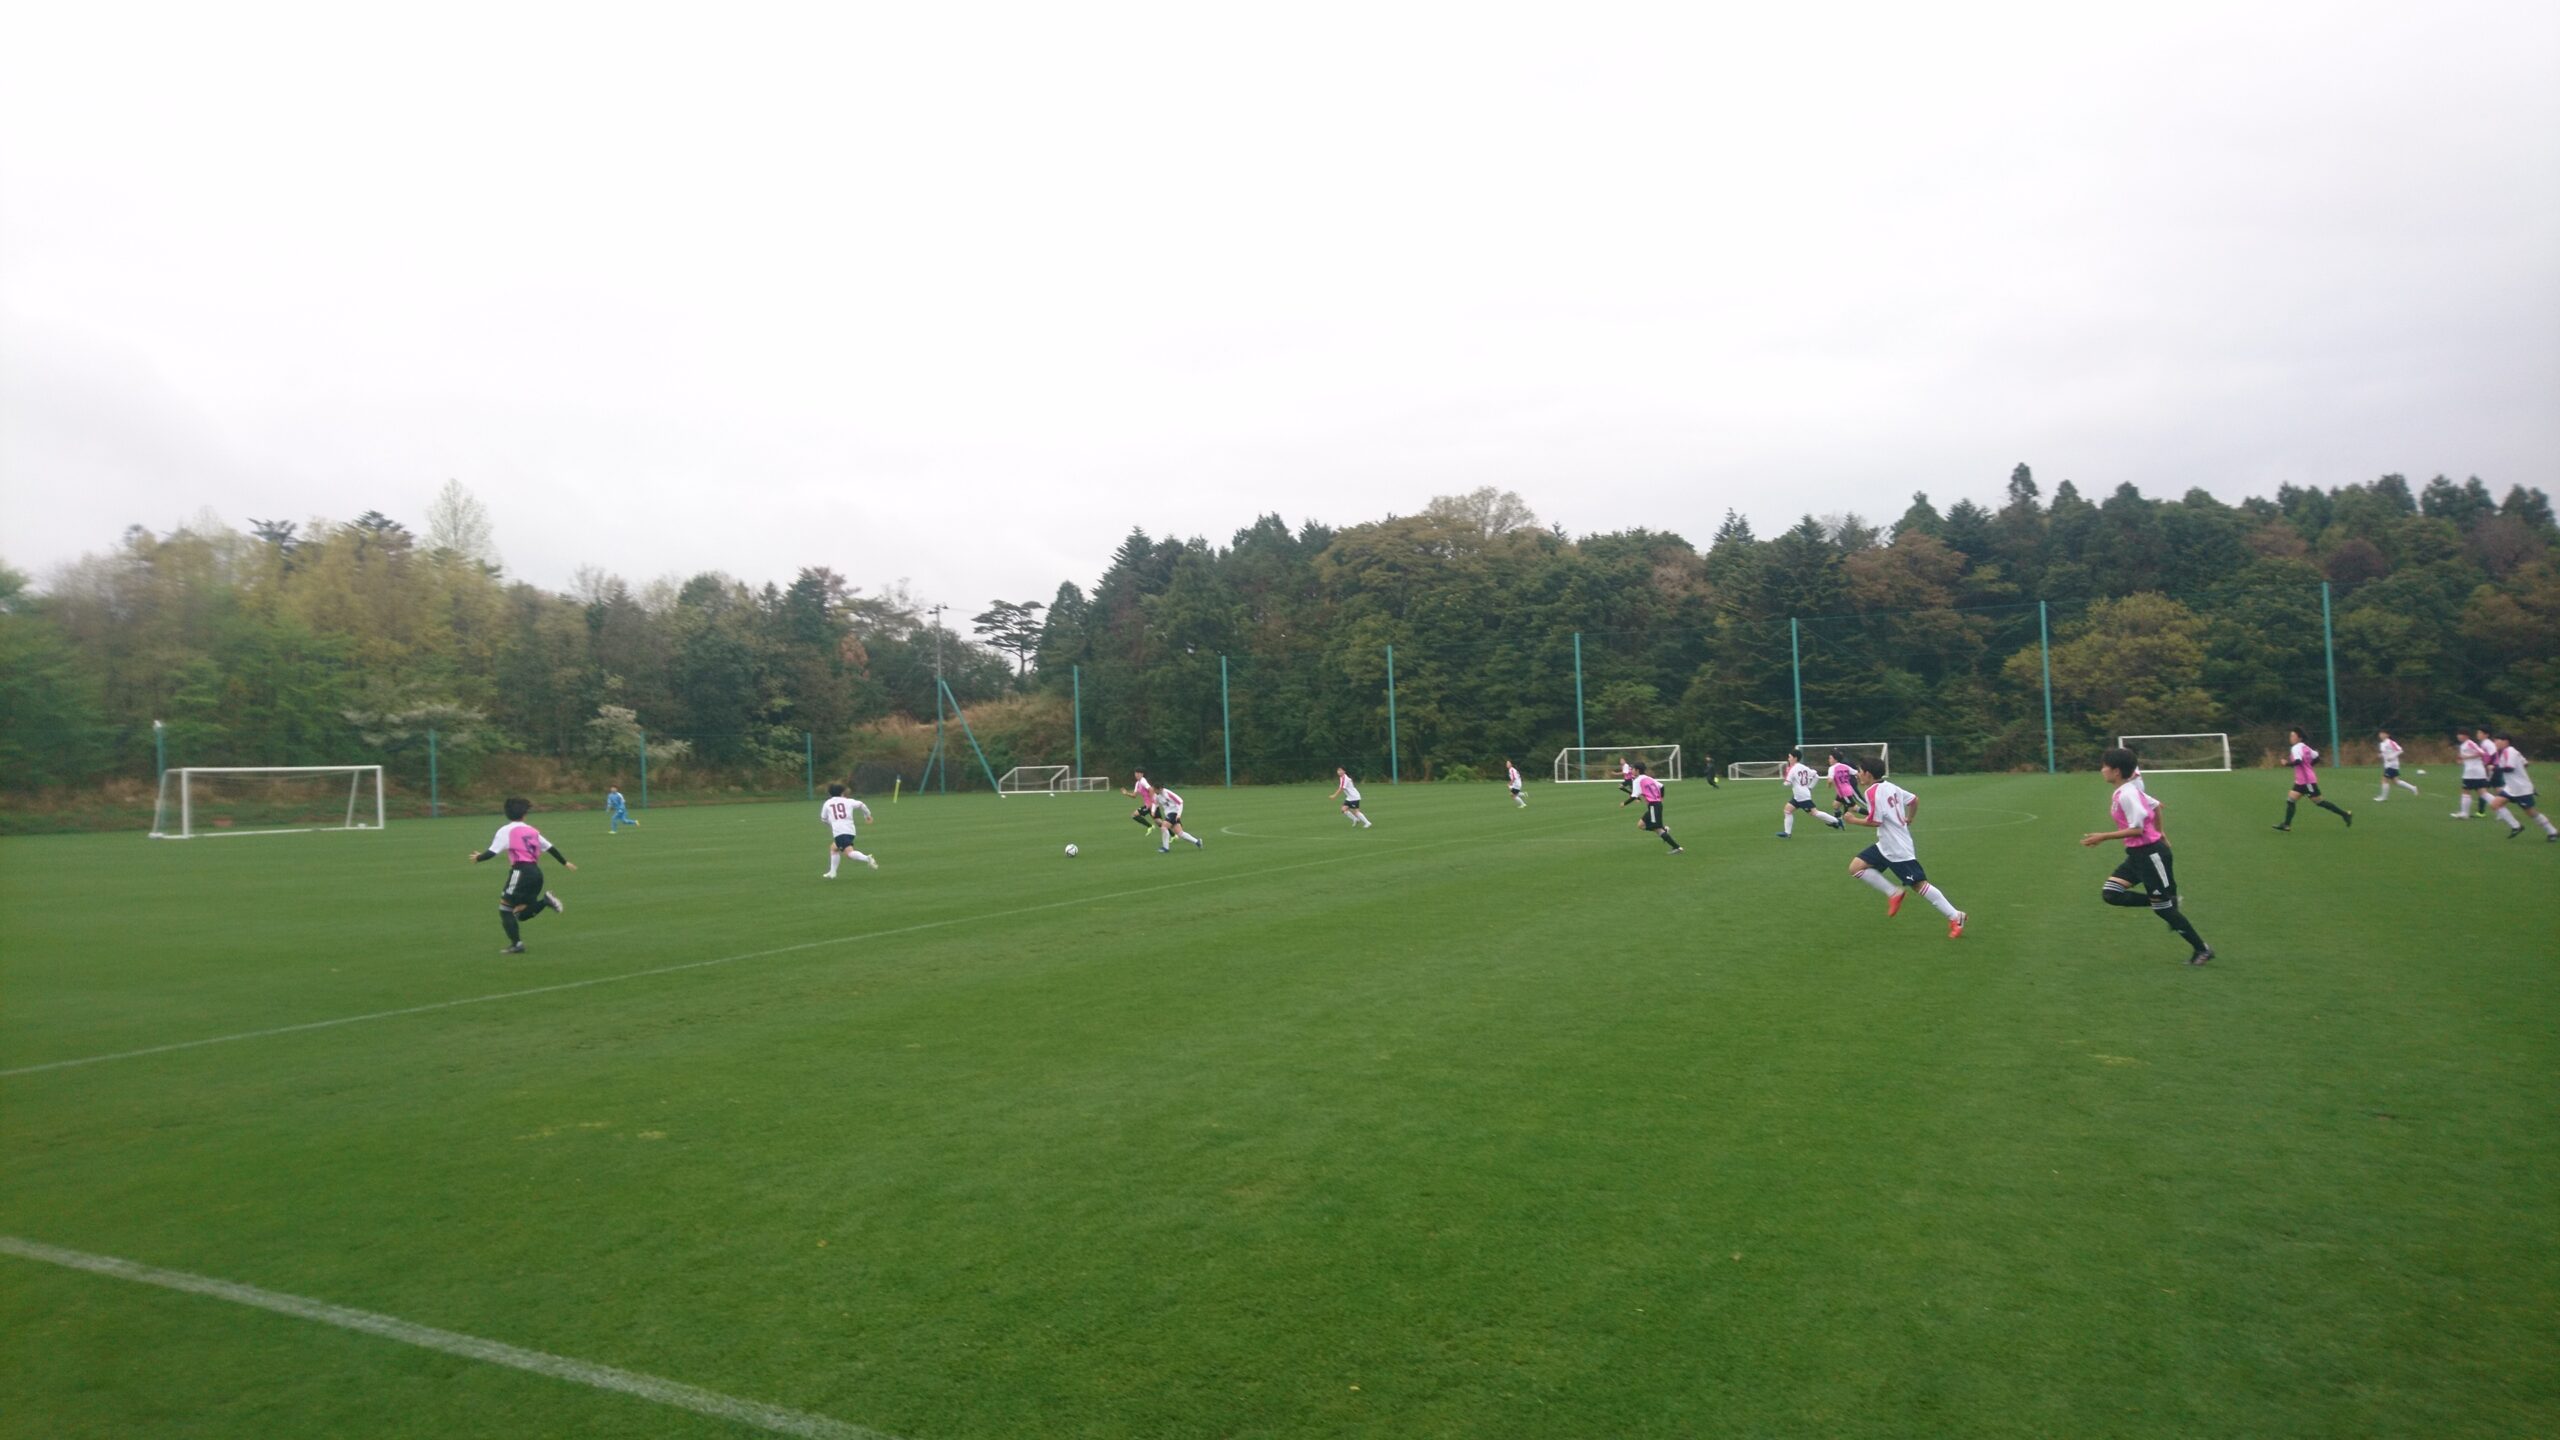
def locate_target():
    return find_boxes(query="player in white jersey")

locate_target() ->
[818,784,878,876]
[1619,762,1684,853]
[1504,758,1527,807]
[2453,729,2493,819]
[2083,746,2213,964]
[1775,747,1845,838]
[469,796,574,953]
[1839,756,1966,938]
[2485,733,2559,841]
[1154,786,1206,851]
[1332,768,1373,827]
[2372,730,2420,802]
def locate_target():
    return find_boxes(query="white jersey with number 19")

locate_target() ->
[1864,780,1919,862]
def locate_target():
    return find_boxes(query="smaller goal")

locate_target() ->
[1554,745,1681,784]
[1802,741,1891,777]
[2117,733,2231,773]
[1726,760,1789,780]
[997,765,1071,797]
[151,766,387,839]
[1060,776,1110,792]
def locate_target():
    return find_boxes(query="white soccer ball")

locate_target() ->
[2414,768,2426,775]
[1064,843,1079,857]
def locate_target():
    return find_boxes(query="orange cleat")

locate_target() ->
[1948,912,1968,939]
[1886,890,1904,918]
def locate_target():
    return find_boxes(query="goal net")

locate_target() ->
[997,765,1071,796]
[1726,760,1789,780]
[151,766,387,839]
[2117,733,2231,773]
[1554,745,1681,784]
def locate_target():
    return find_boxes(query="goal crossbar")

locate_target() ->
[151,766,387,839]
[997,765,1072,797]
[1553,745,1682,784]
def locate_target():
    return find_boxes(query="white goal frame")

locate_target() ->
[997,765,1071,797]
[1802,741,1891,777]
[1060,776,1110,792]
[1553,745,1682,784]
[2117,733,2232,773]
[150,765,387,839]
[1726,760,1789,780]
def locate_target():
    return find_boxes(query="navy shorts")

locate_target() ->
[2463,777,2491,791]
[1789,797,1816,812]
[1343,799,1361,810]
[2501,791,2537,809]
[1856,844,1927,886]
[833,832,859,850]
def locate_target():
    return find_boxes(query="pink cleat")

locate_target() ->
[1948,912,1967,939]
[1886,890,1904,918]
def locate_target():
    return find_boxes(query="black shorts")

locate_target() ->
[833,832,859,850]
[1641,800,1665,831]
[2463,777,2491,791]
[501,862,545,908]
[1508,784,1522,795]
[1834,792,1867,813]
[2110,842,2178,903]
[2292,782,2322,798]
[2382,766,2400,779]
[1856,844,1927,886]
[1789,797,1816,811]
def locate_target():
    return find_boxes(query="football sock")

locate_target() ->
[1856,869,1897,897]
[2316,800,2350,820]
[499,908,521,944]
[2500,809,2523,831]
[1920,883,1961,920]
[1185,833,1204,847]
[1782,813,1794,836]
[1823,813,1844,828]
[2538,814,2559,836]
[2156,905,2206,950]
[2283,800,2298,825]
[826,858,839,876]
[2395,778,2420,794]
[1659,830,1680,850]
[2457,795,2474,817]
[2101,881,2148,907]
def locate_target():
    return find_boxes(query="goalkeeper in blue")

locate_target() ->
[607,784,640,833]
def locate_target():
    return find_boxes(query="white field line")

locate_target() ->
[0,1235,894,1440]
[5,818,1609,1079]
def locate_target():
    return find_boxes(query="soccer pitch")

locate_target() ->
[3,774,2554,1438]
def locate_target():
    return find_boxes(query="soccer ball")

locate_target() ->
[1063,844,1079,857]
[2414,768,2427,775]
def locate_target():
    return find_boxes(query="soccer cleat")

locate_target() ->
[865,855,879,870]
[2508,826,2522,840]
[1774,831,1790,839]
[1948,912,1967,939]
[822,870,835,878]
[2272,825,2291,832]
[545,892,565,914]
[2188,947,2213,965]
[1886,890,1904,918]
[2342,811,2354,828]
[1668,846,1685,854]
[500,943,526,954]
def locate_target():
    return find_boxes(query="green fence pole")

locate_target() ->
[1221,655,1233,788]
[428,728,440,819]
[153,719,166,786]
[2040,601,2057,774]
[638,728,649,809]
[1789,618,1804,748]
[1386,643,1400,784]
[2321,581,2342,762]
[1572,632,1586,753]
[940,678,1006,791]
[805,730,816,800]
[1072,664,1084,780]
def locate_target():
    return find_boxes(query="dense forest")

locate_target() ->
[3,468,2555,820]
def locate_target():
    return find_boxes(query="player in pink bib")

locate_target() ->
[1619,761,1684,854]
[2082,745,2212,964]
[2274,727,2352,832]
[469,796,574,954]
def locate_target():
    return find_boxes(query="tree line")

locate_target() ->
[2,468,2554,813]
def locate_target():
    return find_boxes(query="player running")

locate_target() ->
[1826,750,1870,824]
[1505,758,1527,807]
[1619,761,1684,854]
[819,784,878,877]
[1332,768,1374,827]
[1124,771,1160,839]
[469,797,574,954]
[2373,730,2420,803]
[1839,756,1966,938]
[2083,746,2213,964]
[2484,733,2559,841]
[2453,728,2493,819]
[2273,728,2352,832]
[1775,747,1843,838]
[1617,756,1638,797]
[606,784,640,832]
[1155,785,1206,852]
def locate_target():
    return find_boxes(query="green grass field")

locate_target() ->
[4,771,2555,1438]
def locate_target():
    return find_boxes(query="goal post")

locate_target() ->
[2116,733,2232,773]
[150,766,387,839]
[996,765,1071,797]
[1553,745,1682,784]
[1726,760,1789,780]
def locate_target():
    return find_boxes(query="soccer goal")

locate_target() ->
[2117,733,2232,773]
[150,766,387,839]
[997,765,1071,797]
[1554,745,1682,784]
[1727,760,1789,781]
[1060,776,1110,792]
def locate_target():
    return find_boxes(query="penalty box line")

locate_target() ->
[4,818,1600,1080]
[0,1235,896,1439]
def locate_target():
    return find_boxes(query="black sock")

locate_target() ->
[2157,906,2205,951]
[2283,800,2298,824]
[2102,885,2148,907]
[500,908,521,943]
[517,903,544,925]
[2317,800,2349,819]
[1660,831,1680,849]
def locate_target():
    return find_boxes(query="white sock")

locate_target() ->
[1782,813,1794,836]
[1824,813,1843,828]
[2502,808,2523,830]
[1855,869,1897,897]
[1187,833,1203,846]
[826,859,839,876]
[2375,789,2389,802]
[2540,813,2558,836]
[1920,883,1961,919]
[2397,778,2420,793]
[2458,795,2474,816]
[851,850,872,865]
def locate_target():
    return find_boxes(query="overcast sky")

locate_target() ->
[5,1,2555,615]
